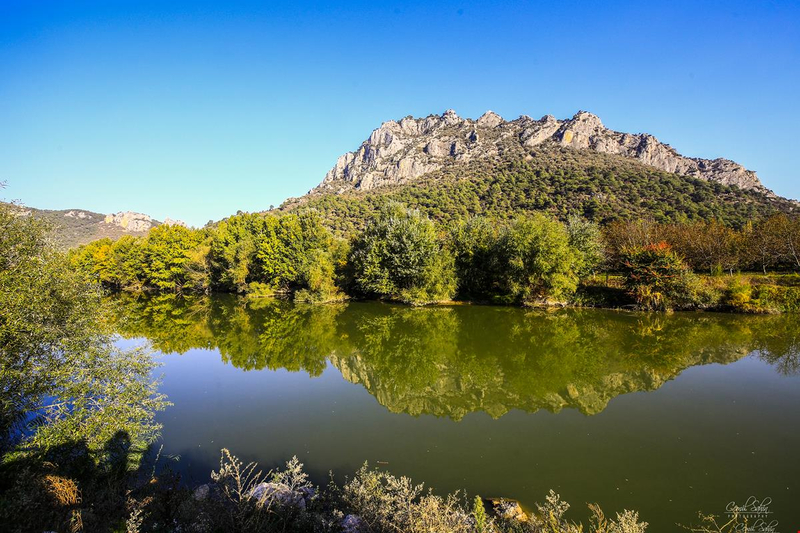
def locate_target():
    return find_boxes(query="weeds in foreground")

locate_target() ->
[3,447,737,533]
[681,511,746,533]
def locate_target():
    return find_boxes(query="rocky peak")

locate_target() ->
[441,109,461,126]
[557,111,606,148]
[316,109,768,194]
[477,110,504,128]
[163,217,187,227]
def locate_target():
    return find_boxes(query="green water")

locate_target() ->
[109,294,800,529]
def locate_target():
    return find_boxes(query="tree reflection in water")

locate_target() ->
[107,293,799,419]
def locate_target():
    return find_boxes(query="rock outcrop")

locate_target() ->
[316,110,767,194]
[64,210,95,219]
[103,211,156,232]
[162,217,187,227]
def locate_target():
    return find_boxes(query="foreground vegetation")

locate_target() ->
[69,202,800,311]
[0,202,168,530]
[78,448,657,533]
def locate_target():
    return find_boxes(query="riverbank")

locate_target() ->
[9,444,740,533]
[68,208,800,310]
[573,272,800,313]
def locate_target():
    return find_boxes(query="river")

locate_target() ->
[108,293,800,530]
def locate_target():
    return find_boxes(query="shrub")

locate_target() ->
[451,216,502,300]
[620,242,700,310]
[341,463,472,533]
[722,278,753,311]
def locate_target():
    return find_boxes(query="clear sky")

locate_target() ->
[1,0,798,226]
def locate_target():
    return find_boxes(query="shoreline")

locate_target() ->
[108,271,800,315]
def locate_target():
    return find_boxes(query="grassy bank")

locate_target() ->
[575,272,800,313]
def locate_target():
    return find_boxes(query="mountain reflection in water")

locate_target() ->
[107,293,799,419]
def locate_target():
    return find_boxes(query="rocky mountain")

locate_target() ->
[283,109,796,234]
[316,109,768,194]
[1,202,186,248]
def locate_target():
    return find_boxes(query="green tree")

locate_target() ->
[111,234,146,289]
[349,203,456,304]
[209,211,341,300]
[451,216,501,300]
[141,224,205,291]
[209,213,259,292]
[0,204,168,456]
[68,238,118,287]
[566,215,604,277]
[496,214,580,304]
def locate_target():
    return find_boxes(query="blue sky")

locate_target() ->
[1,0,798,226]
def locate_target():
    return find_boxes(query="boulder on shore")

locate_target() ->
[249,482,306,509]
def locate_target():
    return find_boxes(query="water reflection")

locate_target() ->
[107,293,798,419]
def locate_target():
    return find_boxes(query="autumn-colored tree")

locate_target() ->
[620,242,698,310]
[663,220,742,274]
[602,219,661,270]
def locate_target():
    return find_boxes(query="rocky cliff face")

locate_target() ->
[102,211,187,231]
[103,211,157,232]
[317,110,767,194]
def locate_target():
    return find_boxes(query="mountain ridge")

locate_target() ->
[1,202,186,248]
[315,109,770,195]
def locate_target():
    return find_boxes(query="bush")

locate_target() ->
[341,463,473,533]
[722,278,753,311]
[620,242,700,310]
[452,216,502,300]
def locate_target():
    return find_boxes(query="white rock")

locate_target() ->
[103,211,154,232]
[315,109,767,194]
[193,484,210,500]
[249,482,306,509]
[341,514,365,533]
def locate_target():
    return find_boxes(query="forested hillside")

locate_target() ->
[282,147,796,236]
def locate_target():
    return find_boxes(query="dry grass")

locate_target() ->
[44,475,81,506]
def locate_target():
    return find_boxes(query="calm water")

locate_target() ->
[109,294,800,530]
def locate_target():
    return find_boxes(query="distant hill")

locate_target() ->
[282,110,797,232]
[0,202,185,248]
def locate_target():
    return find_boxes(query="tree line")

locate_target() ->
[68,205,800,309]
